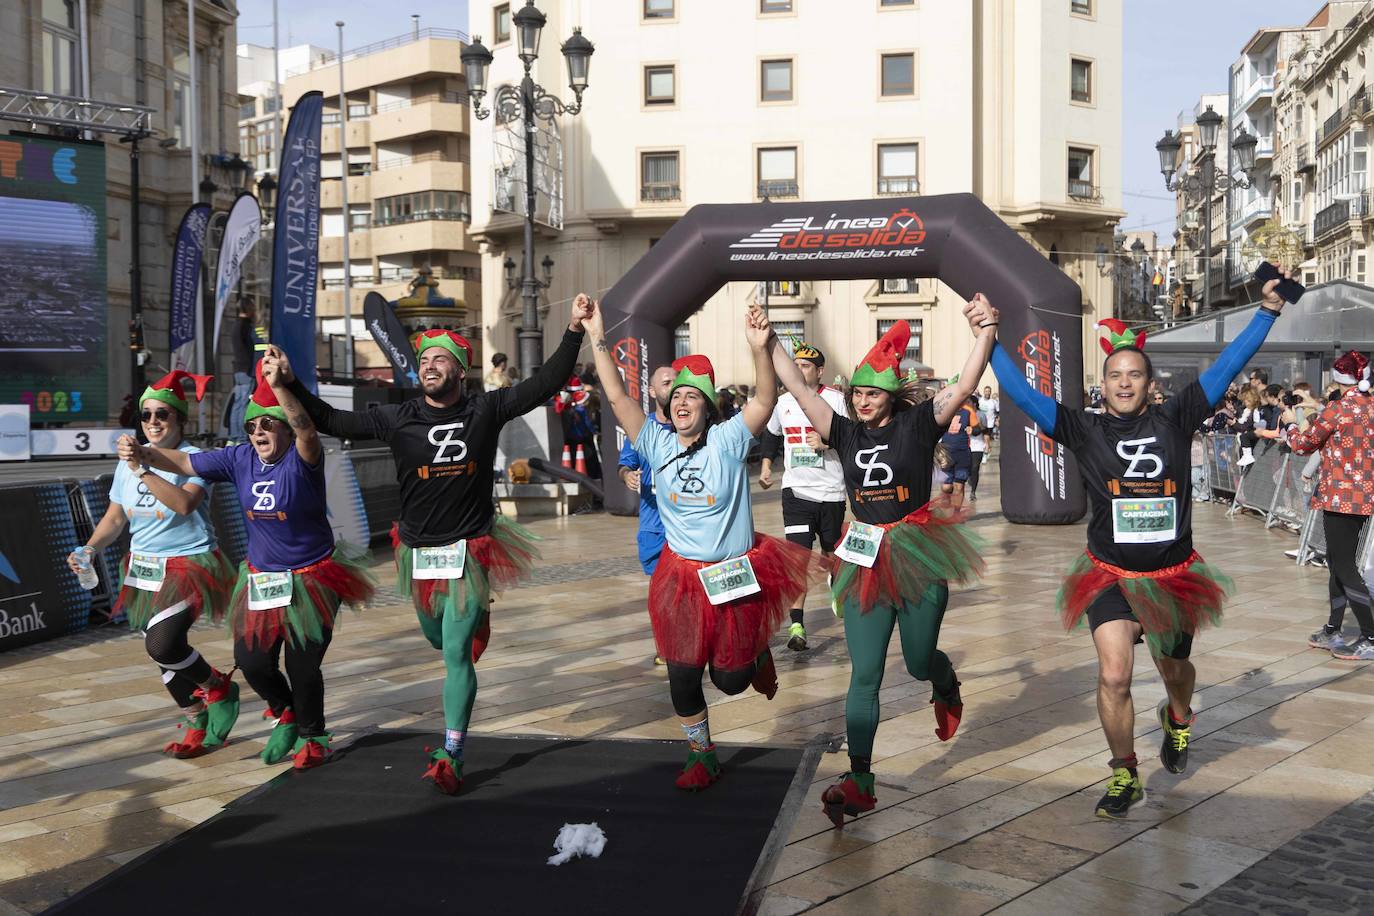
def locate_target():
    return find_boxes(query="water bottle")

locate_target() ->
[74,547,98,591]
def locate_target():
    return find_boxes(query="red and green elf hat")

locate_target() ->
[414,329,473,370]
[670,355,717,403]
[140,369,213,415]
[243,362,288,425]
[1097,318,1148,356]
[850,321,910,392]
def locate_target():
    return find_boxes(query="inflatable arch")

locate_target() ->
[596,193,1086,525]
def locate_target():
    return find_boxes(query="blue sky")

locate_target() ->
[238,0,1315,236]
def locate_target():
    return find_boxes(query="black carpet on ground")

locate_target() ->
[50,731,809,916]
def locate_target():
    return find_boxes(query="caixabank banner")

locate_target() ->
[0,484,92,651]
[596,194,1085,525]
[0,134,108,423]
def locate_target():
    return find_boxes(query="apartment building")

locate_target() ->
[273,28,481,377]
[1169,94,1231,313]
[467,0,1125,388]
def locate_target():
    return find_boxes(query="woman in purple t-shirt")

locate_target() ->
[121,352,374,770]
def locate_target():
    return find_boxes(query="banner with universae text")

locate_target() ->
[271,91,323,393]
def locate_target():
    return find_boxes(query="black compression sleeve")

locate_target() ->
[286,378,389,441]
[759,430,783,462]
[501,327,586,421]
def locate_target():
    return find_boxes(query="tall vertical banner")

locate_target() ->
[272,91,324,393]
[0,134,108,422]
[363,291,419,387]
[212,192,262,354]
[168,203,211,371]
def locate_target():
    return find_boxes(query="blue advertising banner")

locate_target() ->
[168,203,211,370]
[271,91,323,393]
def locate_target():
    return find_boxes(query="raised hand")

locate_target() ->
[1262,267,1295,309]
[571,293,595,332]
[805,429,823,451]
[745,305,772,349]
[116,434,144,468]
[964,293,998,332]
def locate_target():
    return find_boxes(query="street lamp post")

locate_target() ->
[462,1,593,378]
[1156,105,1258,314]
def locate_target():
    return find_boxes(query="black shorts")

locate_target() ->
[781,489,846,554]
[1086,585,1194,659]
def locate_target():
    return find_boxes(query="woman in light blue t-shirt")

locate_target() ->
[67,371,239,758]
[583,296,813,791]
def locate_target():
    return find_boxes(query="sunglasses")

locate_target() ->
[243,416,283,434]
[141,409,174,423]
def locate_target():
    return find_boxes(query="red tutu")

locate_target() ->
[113,549,235,630]
[649,533,815,669]
[390,517,539,619]
[227,545,376,649]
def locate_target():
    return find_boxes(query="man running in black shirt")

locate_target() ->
[279,295,592,793]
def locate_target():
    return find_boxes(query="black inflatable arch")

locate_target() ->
[597,193,1086,525]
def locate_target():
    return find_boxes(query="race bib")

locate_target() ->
[697,555,762,606]
[1112,497,1177,544]
[786,445,823,470]
[247,571,294,610]
[126,554,167,592]
[413,541,467,580]
[834,521,885,568]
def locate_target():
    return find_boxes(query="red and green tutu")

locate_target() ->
[829,501,985,615]
[227,543,376,649]
[649,533,815,670]
[391,516,540,620]
[114,549,235,631]
[1058,550,1233,657]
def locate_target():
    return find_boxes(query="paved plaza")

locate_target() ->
[1,460,1373,914]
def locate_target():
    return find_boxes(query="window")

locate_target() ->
[771,321,805,354]
[1070,0,1092,13]
[41,0,78,96]
[880,53,915,97]
[170,47,193,148]
[644,65,675,105]
[876,319,923,363]
[374,190,472,226]
[239,99,257,120]
[757,146,798,199]
[349,205,371,231]
[674,323,691,359]
[494,4,511,43]
[877,143,918,194]
[1071,58,1092,103]
[762,280,801,297]
[881,279,920,294]
[760,59,794,103]
[1291,180,1302,223]
[348,101,371,119]
[641,152,681,201]
[1067,146,1096,199]
[761,0,793,11]
[644,0,675,20]
[880,0,915,6]
[1358,252,1367,284]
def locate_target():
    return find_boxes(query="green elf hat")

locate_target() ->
[141,369,213,416]
[414,328,473,370]
[1097,318,1148,355]
[670,355,717,403]
[850,320,910,392]
[243,362,288,425]
[791,340,825,367]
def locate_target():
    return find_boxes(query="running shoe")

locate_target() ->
[787,622,808,652]
[163,710,210,758]
[196,671,240,748]
[291,733,331,770]
[1156,700,1194,774]
[1331,634,1374,661]
[261,709,299,765]
[675,744,721,791]
[931,678,963,741]
[1237,448,1255,467]
[654,656,666,666]
[751,647,779,700]
[423,747,463,794]
[821,772,876,827]
[1094,767,1144,819]
[1309,624,1344,650]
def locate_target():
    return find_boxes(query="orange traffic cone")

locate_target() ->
[575,445,588,476]
[561,445,572,468]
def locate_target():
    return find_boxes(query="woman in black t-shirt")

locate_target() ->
[765,295,997,827]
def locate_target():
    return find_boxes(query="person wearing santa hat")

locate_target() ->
[120,350,375,769]
[988,271,1296,819]
[70,370,239,757]
[766,298,994,827]
[275,298,593,794]
[1285,349,1374,661]
[558,374,601,480]
[582,297,814,791]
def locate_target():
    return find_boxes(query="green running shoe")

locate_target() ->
[1094,767,1144,819]
[787,622,808,651]
[1157,700,1194,774]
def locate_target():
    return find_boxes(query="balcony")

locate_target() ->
[1237,195,1272,227]
[370,97,469,144]
[318,275,481,318]
[1314,195,1368,240]
[1317,91,1370,148]
[372,154,471,198]
[877,176,919,195]
[1296,142,1315,173]
[640,183,682,202]
[1067,179,1101,202]
[757,180,799,200]
[321,175,372,208]
[1253,135,1274,162]
[320,119,371,154]
[320,231,371,262]
[370,218,469,256]
[1239,74,1275,112]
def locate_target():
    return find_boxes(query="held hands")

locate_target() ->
[1261,267,1295,310]
[963,293,999,334]
[745,305,772,349]
[571,293,596,333]
[804,429,823,451]
[116,434,146,467]
[261,344,294,385]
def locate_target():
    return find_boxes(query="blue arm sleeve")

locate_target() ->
[989,342,1057,435]
[1197,309,1277,404]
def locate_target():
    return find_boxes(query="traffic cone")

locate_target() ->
[575,445,588,476]
[561,445,572,468]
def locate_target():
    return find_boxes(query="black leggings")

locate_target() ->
[143,603,214,708]
[234,629,333,737]
[665,661,756,718]
[1322,511,1374,637]
[968,452,985,495]
[1329,569,1349,629]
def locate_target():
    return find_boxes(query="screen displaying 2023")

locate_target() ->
[0,134,108,423]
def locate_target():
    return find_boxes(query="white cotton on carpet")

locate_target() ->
[546,822,607,866]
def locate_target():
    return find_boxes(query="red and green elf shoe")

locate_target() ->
[291,733,332,770]
[821,771,876,827]
[196,671,240,748]
[261,709,299,765]
[422,747,463,795]
[163,710,210,758]
[675,744,721,791]
[932,679,963,742]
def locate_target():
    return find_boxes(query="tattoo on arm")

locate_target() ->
[933,391,953,414]
[595,337,609,354]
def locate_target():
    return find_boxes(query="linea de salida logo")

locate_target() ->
[729,208,926,252]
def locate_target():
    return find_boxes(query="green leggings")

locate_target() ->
[413,580,485,732]
[843,582,953,760]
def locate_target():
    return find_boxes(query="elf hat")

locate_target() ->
[791,341,825,367]
[1097,318,1149,356]
[415,329,473,371]
[1332,350,1372,391]
[669,355,717,404]
[850,321,910,392]
[140,370,213,416]
[243,362,288,425]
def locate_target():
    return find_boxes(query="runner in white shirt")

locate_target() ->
[968,394,988,501]
[759,342,848,650]
[980,385,999,449]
